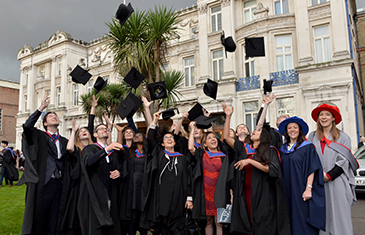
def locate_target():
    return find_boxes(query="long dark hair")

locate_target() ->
[157,125,179,152]
[284,125,305,151]
[121,127,135,145]
[255,128,271,165]
[129,133,149,159]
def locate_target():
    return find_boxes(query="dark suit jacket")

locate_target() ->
[358,142,365,149]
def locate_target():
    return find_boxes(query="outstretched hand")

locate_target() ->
[262,93,277,106]
[92,95,99,108]
[113,123,127,132]
[71,118,80,132]
[39,92,50,111]
[222,103,234,117]
[142,96,154,108]
[103,114,112,129]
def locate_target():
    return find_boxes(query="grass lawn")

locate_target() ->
[0,171,26,235]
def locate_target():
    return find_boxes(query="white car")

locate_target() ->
[354,146,365,193]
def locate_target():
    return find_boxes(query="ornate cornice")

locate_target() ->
[198,3,207,14]
[221,0,231,7]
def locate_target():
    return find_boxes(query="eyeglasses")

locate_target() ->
[96,127,111,132]
[163,135,174,140]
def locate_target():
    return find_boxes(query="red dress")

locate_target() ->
[202,151,223,216]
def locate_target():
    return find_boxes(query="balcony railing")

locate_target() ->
[236,75,260,92]
[270,69,299,87]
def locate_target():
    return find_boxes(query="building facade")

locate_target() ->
[16,0,362,151]
[356,8,365,124]
[0,79,19,147]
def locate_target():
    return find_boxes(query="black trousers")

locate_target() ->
[33,178,63,235]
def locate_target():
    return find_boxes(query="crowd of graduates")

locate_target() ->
[17,89,359,235]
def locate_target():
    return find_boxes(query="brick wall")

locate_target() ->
[0,86,19,147]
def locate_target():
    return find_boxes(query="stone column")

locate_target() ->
[60,53,68,107]
[50,57,56,108]
[197,2,210,83]
[18,68,24,113]
[330,0,350,60]
[221,0,236,79]
[294,0,314,66]
[28,65,36,112]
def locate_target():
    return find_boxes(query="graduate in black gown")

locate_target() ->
[78,123,123,235]
[19,92,74,235]
[278,116,325,235]
[215,103,290,235]
[141,111,193,235]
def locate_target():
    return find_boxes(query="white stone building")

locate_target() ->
[16,0,362,151]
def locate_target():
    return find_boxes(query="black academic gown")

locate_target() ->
[2,148,18,181]
[18,110,73,235]
[78,144,122,235]
[215,141,291,235]
[140,145,192,232]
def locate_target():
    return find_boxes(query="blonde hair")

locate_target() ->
[75,127,93,151]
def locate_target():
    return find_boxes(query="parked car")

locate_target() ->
[354,146,365,193]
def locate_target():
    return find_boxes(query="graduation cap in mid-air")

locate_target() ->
[115,2,134,28]
[221,31,236,58]
[188,103,205,121]
[148,81,167,101]
[263,79,273,95]
[161,108,179,120]
[116,92,142,119]
[194,115,217,129]
[245,37,265,57]
[70,65,92,85]
[124,67,145,89]
[203,79,218,100]
[94,76,108,94]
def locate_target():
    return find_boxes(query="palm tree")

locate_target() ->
[159,70,184,109]
[146,5,180,83]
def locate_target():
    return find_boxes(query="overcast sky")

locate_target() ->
[0,0,364,83]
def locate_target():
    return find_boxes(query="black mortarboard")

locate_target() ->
[115,2,134,28]
[263,79,273,95]
[94,76,108,94]
[116,92,142,119]
[245,37,265,57]
[162,108,179,120]
[70,65,92,85]
[195,115,217,129]
[203,79,218,100]
[221,31,236,58]
[148,81,167,100]
[188,103,205,121]
[124,67,145,89]
[1,140,8,145]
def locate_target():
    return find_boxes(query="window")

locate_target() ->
[57,87,61,106]
[57,57,62,76]
[25,69,28,85]
[275,35,293,71]
[87,80,93,93]
[312,0,327,6]
[212,49,224,81]
[184,57,195,86]
[314,25,331,63]
[39,65,45,77]
[191,27,197,39]
[244,101,259,132]
[0,109,2,131]
[73,84,79,106]
[274,0,289,15]
[211,5,222,32]
[277,97,294,117]
[244,54,255,77]
[244,0,257,23]
[24,95,27,111]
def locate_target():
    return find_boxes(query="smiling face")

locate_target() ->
[204,133,218,151]
[123,128,135,140]
[43,112,59,130]
[286,123,300,142]
[236,124,249,137]
[133,133,144,143]
[162,133,175,150]
[318,110,335,129]
[194,128,203,139]
[93,124,109,140]
[78,127,90,140]
[250,128,262,142]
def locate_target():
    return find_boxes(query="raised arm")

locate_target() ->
[66,118,80,154]
[147,111,161,144]
[222,103,235,149]
[113,124,127,144]
[188,121,197,155]
[174,112,189,135]
[142,96,154,131]
[103,114,113,145]
[256,94,277,130]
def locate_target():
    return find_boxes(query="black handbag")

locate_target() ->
[183,209,201,235]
